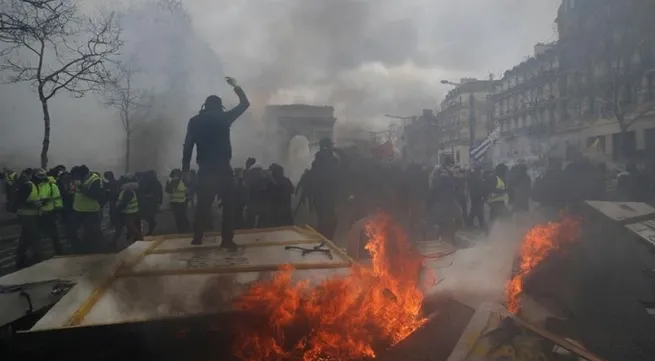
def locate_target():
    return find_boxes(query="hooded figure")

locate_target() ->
[267,164,294,227]
[182,77,250,248]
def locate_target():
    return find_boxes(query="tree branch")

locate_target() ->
[0,0,122,99]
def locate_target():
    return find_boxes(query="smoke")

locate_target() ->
[425,219,534,309]
[0,0,559,171]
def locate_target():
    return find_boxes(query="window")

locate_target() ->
[455,150,460,164]
[647,73,654,102]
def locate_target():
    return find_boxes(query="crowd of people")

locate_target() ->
[2,75,655,269]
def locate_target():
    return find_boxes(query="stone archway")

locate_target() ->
[287,135,312,183]
[263,104,336,168]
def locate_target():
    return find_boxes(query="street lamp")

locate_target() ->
[384,114,413,120]
[440,80,460,87]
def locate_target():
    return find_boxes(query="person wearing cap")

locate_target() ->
[14,168,43,269]
[165,169,190,233]
[181,76,250,248]
[33,168,64,255]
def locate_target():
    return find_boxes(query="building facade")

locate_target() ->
[557,0,655,160]
[436,78,497,167]
[402,109,439,165]
[489,43,568,163]
[489,0,655,164]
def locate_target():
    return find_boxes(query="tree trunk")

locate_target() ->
[125,130,131,174]
[39,95,51,169]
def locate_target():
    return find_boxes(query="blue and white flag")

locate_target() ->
[470,126,501,162]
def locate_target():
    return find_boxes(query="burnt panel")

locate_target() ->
[377,299,475,361]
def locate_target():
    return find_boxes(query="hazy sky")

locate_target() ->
[0,0,560,168]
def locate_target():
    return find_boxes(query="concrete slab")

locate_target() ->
[586,201,655,222]
[30,242,154,331]
[625,221,655,248]
[132,241,343,273]
[155,229,317,251]
[79,268,351,326]
[27,226,353,331]
[0,242,151,286]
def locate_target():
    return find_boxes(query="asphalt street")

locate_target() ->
[0,207,179,277]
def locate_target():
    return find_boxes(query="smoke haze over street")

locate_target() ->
[0,0,559,169]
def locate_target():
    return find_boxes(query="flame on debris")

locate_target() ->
[505,216,581,314]
[232,213,427,361]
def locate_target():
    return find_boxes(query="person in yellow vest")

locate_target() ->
[14,168,43,269]
[33,169,64,255]
[66,165,106,254]
[165,169,190,233]
[487,163,509,226]
[112,175,143,249]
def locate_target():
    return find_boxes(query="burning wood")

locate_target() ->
[232,213,427,361]
[505,216,582,314]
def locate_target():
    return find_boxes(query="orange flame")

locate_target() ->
[505,216,581,314]
[232,213,427,361]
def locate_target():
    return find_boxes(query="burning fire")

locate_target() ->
[232,213,427,361]
[505,216,581,314]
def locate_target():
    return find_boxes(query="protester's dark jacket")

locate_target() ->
[182,87,250,171]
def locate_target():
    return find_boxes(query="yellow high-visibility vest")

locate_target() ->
[6,172,17,186]
[170,180,186,203]
[487,176,508,204]
[50,177,63,209]
[118,189,139,215]
[17,182,40,216]
[73,173,101,212]
[37,181,62,213]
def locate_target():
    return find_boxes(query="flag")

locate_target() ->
[470,126,501,162]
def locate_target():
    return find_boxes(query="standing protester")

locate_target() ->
[14,169,42,269]
[467,168,487,229]
[311,137,340,240]
[103,171,120,226]
[138,170,163,236]
[182,76,250,248]
[33,169,63,255]
[166,169,190,233]
[67,165,105,254]
[429,157,463,244]
[267,163,294,227]
[233,167,247,230]
[487,163,509,227]
[508,163,531,213]
[112,176,143,248]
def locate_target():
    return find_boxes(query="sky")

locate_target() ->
[0,0,561,169]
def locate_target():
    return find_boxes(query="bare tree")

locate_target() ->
[580,1,655,158]
[100,61,150,174]
[0,0,122,168]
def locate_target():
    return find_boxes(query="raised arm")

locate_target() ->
[224,77,250,124]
